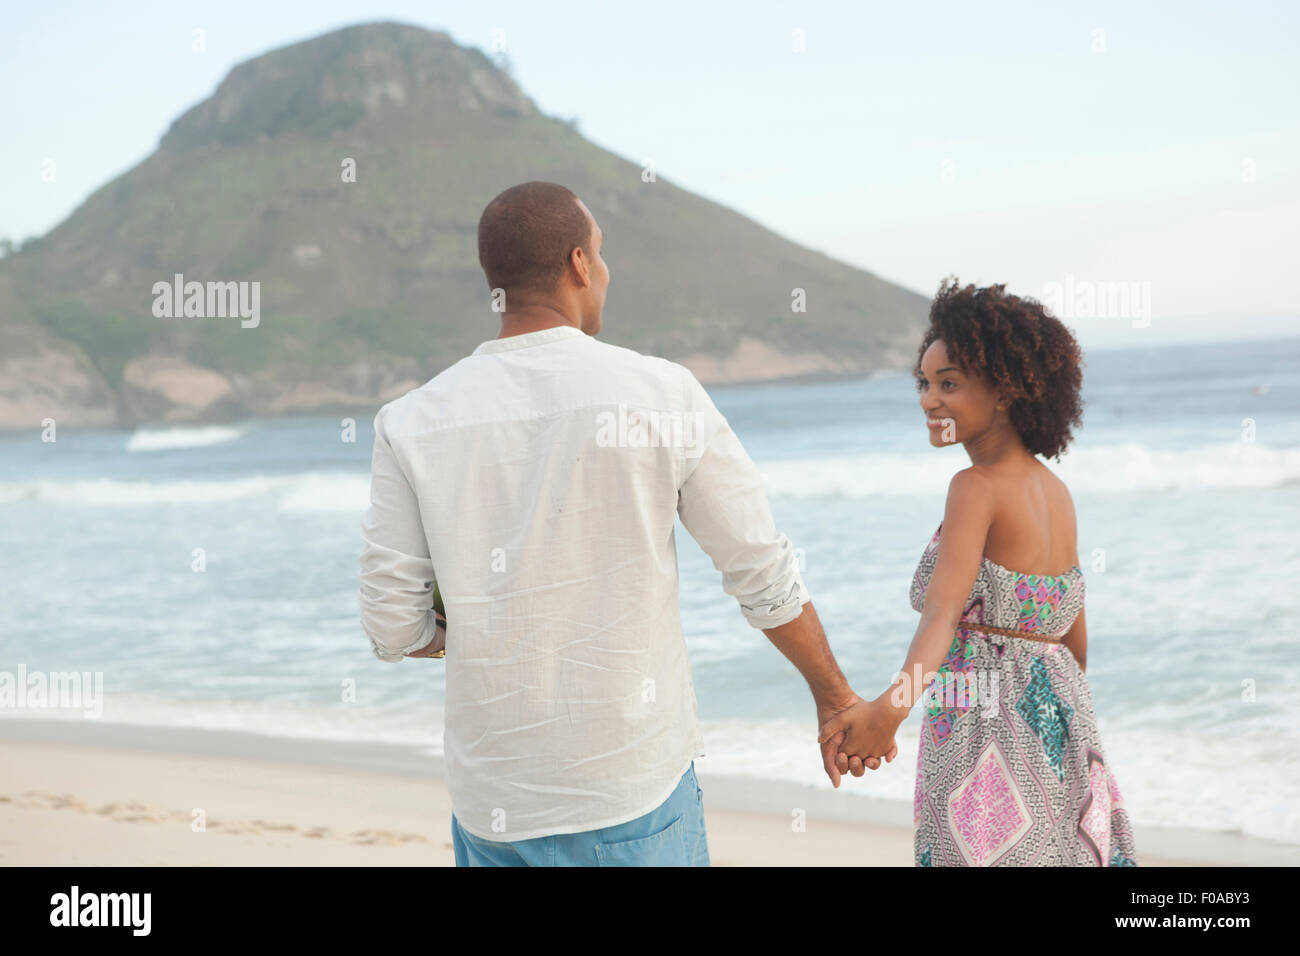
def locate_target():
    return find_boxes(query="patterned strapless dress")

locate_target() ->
[910,521,1139,866]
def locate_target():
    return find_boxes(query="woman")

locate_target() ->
[820,279,1138,866]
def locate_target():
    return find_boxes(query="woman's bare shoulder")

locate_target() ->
[1035,460,1079,552]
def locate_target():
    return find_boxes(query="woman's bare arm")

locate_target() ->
[1061,492,1086,672]
[826,467,996,777]
[1063,603,1087,672]
[887,467,994,713]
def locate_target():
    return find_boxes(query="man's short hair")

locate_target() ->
[477,182,591,297]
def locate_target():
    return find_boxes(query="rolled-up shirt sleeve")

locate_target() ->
[675,366,809,629]
[358,408,438,662]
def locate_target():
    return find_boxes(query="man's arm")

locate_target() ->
[760,603,891,785]
[674,368,884,783]
[358,409,439,662]
[674,367,808,630]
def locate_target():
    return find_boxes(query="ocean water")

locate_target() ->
[2,337,1298,845]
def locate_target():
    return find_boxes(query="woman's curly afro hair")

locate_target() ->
[914,278,1084,461]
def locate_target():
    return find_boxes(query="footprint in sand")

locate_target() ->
[4,791,421,849]
[36,792,87,810]
[251,819,298,832]
[352,829,429,846]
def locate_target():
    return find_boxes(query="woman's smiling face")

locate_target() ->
[916,339,1001,447]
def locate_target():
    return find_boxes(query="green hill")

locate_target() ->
[0,21,929,430]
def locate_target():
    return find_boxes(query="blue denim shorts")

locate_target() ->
[451,761,709,866]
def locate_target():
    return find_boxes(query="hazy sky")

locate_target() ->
[3,1,1297,347]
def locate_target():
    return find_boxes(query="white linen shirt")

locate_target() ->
[358,324,808,842]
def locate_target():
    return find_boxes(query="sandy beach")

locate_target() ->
[2,718,1291,867]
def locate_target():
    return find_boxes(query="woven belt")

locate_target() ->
[955,621,1066,645]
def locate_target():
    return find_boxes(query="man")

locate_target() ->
[358,181,893,867]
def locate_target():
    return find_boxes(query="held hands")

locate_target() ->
[816,694,905,788]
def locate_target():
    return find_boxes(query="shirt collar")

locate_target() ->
[472,324,588,356]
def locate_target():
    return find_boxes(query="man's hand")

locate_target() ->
[816,693,861,787]
[817,696,903,785]
[815,692,895,787]
[755,601,890,787]
[405,614,447,659]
